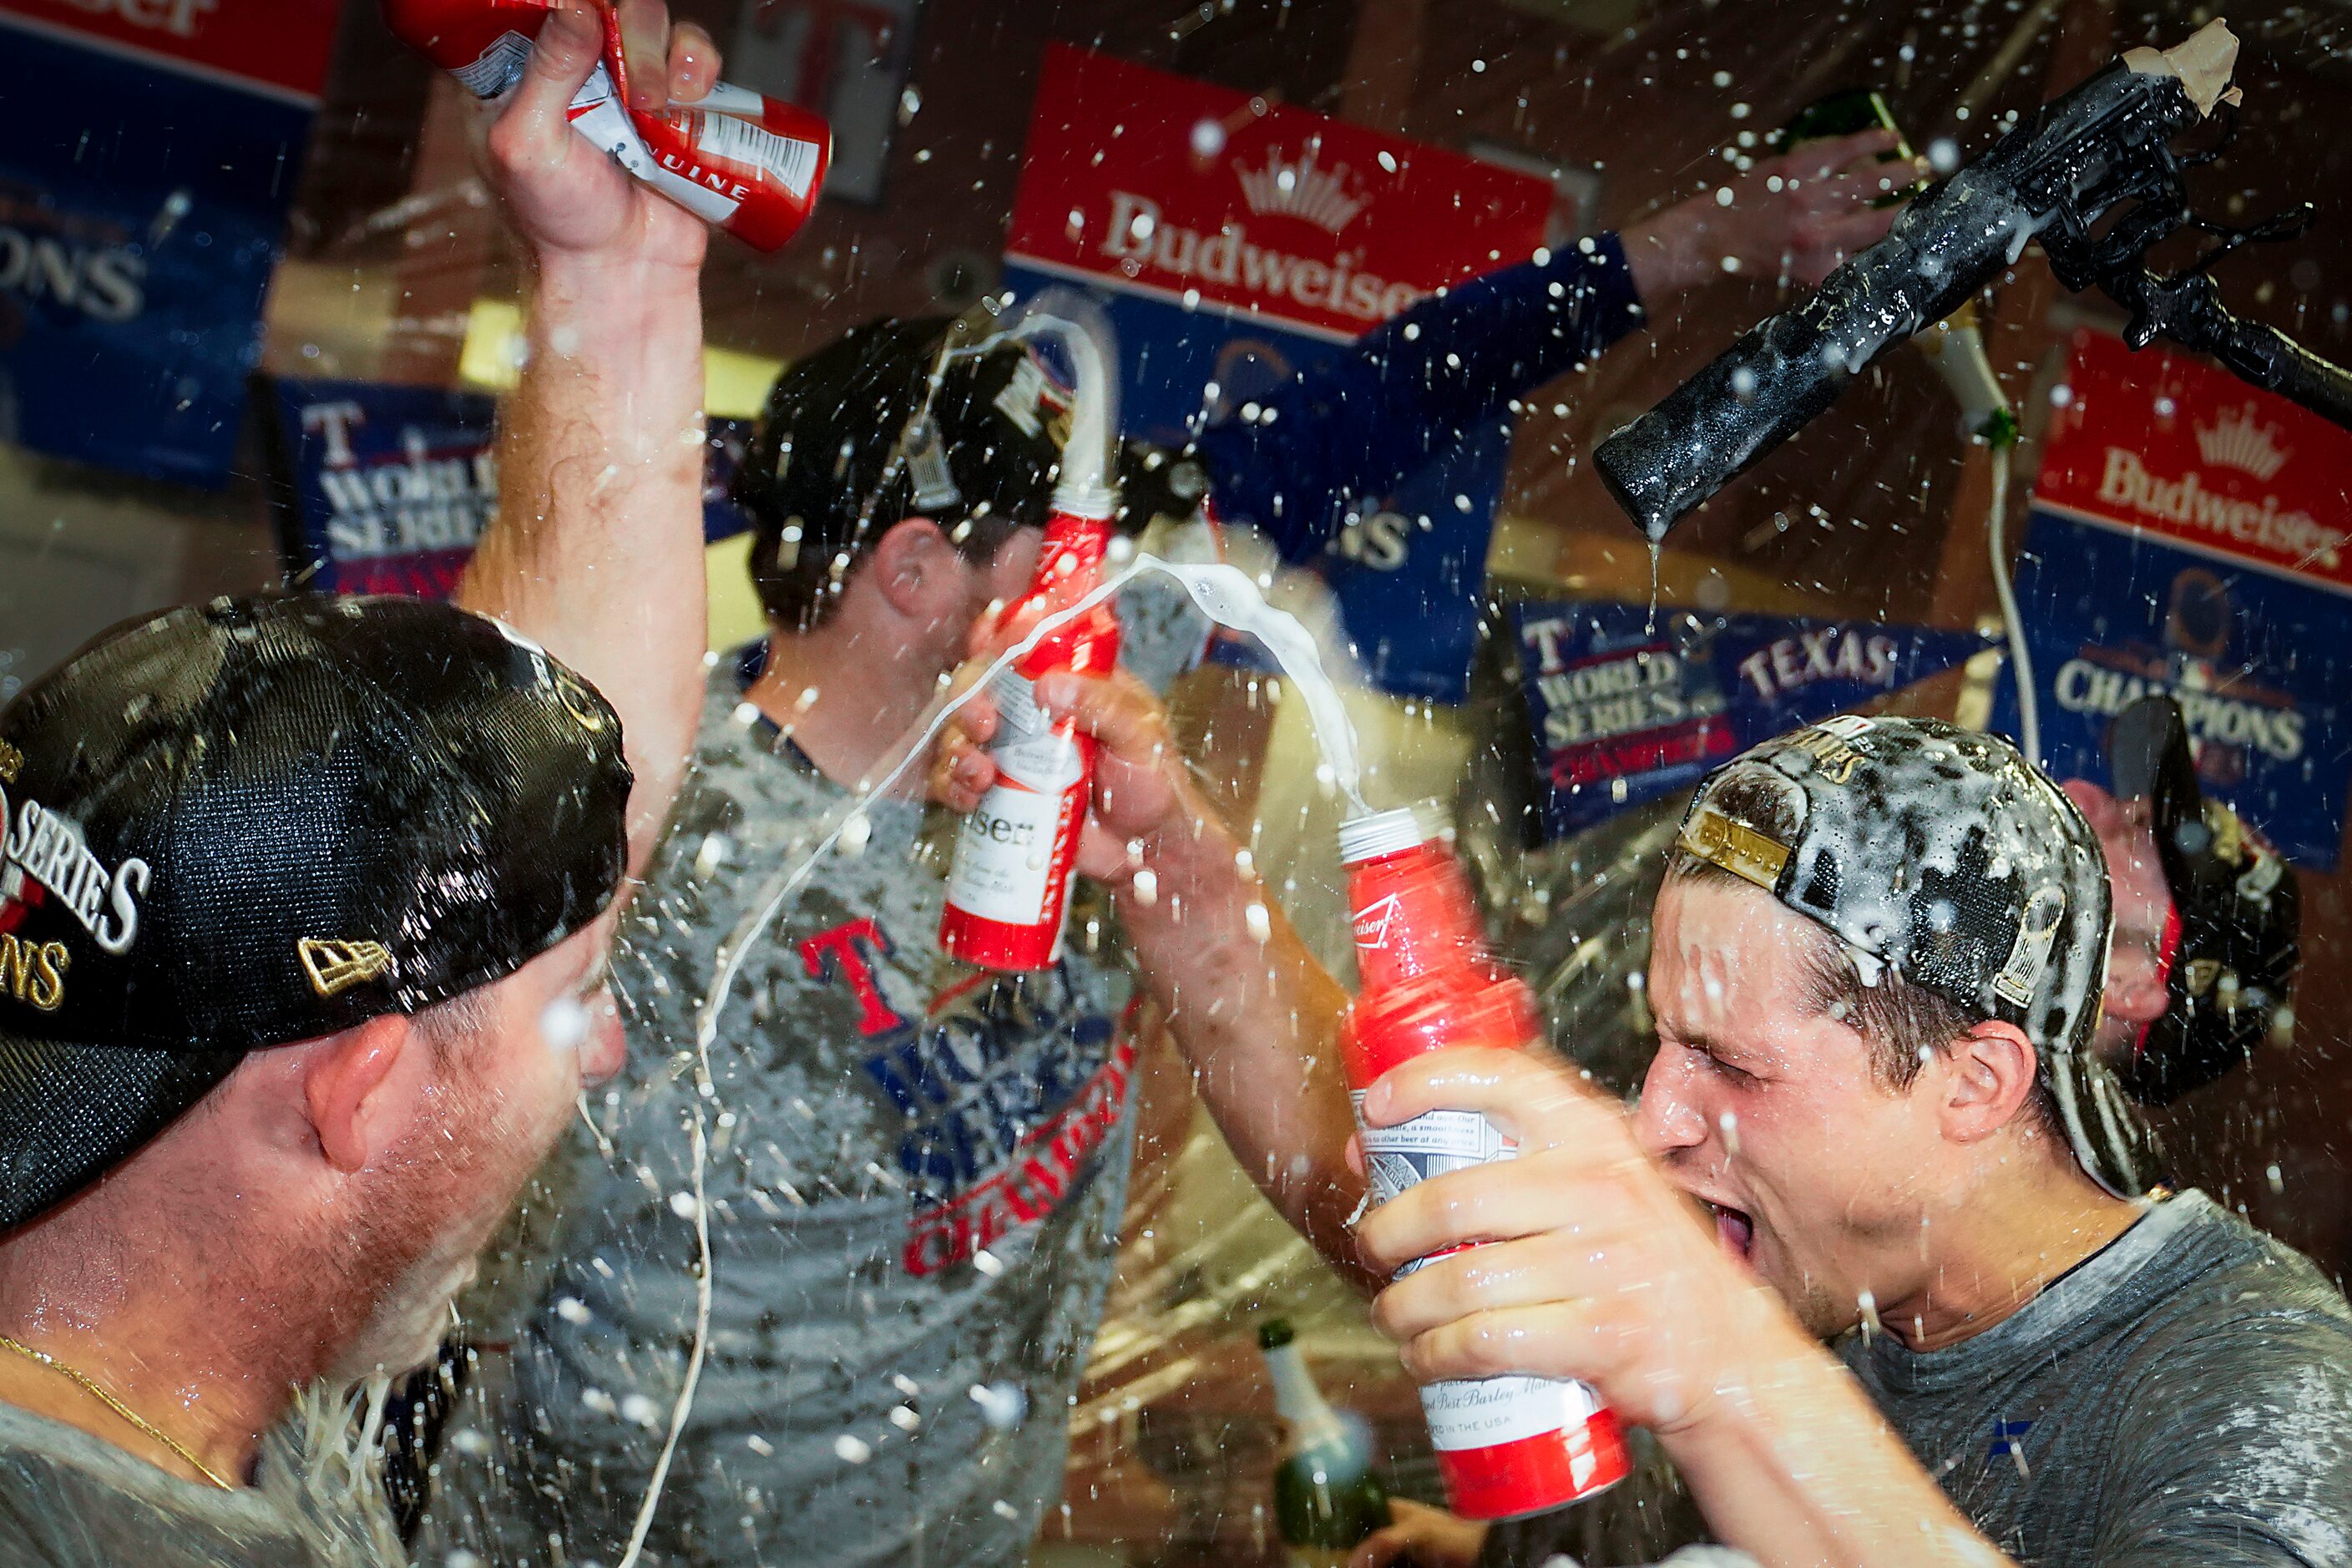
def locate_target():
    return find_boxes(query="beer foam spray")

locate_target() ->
[939,301,1121,970]
[1338,807,1629,1519]
[381,0,830,253]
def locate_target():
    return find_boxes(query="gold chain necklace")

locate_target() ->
[0,1333,235,1490]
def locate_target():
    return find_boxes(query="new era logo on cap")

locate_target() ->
[1680,807,1792,893]
[297,938,393,999]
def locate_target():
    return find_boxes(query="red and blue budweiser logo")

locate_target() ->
[2036,328,2352,594]
[1005,44,1548,342]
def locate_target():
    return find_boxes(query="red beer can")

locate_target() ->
[381,0,830,252]
[1338,807,1630,1519]
[939,513,1120,972]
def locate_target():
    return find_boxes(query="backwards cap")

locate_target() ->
[1677,715,2158,1198]
[731,312,1070,625]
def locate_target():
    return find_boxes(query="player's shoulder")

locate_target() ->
[2107,1196,2352,1429]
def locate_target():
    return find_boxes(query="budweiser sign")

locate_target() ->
[0,0,341,102]
[2035,329,2352,594]
[1004,44,1548,341]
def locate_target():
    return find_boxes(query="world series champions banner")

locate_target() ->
[1000,44,1550,703]
[1515,599,1991,840]
[271,378,753,598]
[0,0,341,485]
[1996,330,2352,870]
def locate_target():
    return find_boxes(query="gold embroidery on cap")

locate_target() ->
[1681,807,1792,892]
[299,938,392,998]
[1785,726,1864,784]
[0,935,68,1011]
[1994,883,2066,1008]
[0,741,20,784]
[553,671,608,734]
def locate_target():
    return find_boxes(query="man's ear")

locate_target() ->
[1938,1018,2041,1144]
[868,517,957,619]
[302,1014,415,1174]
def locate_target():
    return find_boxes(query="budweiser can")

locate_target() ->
[1338,807,1629,1520]
[381,0,830,252]
[940,514,1119,971]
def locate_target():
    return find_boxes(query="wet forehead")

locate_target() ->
[1649,877,1835,1046]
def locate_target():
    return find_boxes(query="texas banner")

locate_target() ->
[1001,43,1550,702]
[1997,329,2352,869]
[0,0,341,484]
[271,378,754,598]
[1515,599,1993,839]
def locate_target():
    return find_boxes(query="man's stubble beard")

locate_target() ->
[321,1064,523,1388]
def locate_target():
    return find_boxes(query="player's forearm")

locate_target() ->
[1115,807,1370,1286]
[460,251,708,873]
[1662,1330,2016,1568]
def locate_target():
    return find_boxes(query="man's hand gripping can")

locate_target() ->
[382,0,830,251]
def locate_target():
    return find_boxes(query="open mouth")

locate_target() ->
[1707,1201,1755,1261]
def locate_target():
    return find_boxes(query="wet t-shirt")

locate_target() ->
[1843,1189,2352,1565]
[1489,1190,2352,1567]
[0,1401,402,1567]
[429,651,1138,1568]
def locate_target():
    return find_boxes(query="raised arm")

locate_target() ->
[1192,127,1909,562]
[455,2,716,876]
[939,669,1372,1289]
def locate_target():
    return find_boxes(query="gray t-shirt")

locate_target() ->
[1488,1190,2352,1567]
[426,651,1139,1568]
[0,1399,403,1567]
[1845,1189,2352,1565]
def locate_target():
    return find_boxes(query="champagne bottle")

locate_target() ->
[1260,1318,1390,1565]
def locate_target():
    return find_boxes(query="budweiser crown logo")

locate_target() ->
[2193,406,2289,480]
[1235,144,1364,235]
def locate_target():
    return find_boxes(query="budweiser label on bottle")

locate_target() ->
[1336,807,1628,1518]
[940,513,1119,971]
[943,668,1092,940]
[1350,1097,1616,1457]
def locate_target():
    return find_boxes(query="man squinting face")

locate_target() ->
[331,918,626,1384]
[1633,878,1954,1341]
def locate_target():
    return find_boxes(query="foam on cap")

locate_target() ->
[1683,715,2162,1197]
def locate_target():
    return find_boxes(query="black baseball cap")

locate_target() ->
[0,595,631,1229]
[732,311,1212,632]
[1677,716,2159,1198]
[2107,695,2300,1105]
[732,312,1070,627]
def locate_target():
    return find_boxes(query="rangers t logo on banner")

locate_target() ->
[1001,43,1550,702]
[1515,599,1993,840]
[271,378,755,598]
[1999,329,2352,869]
